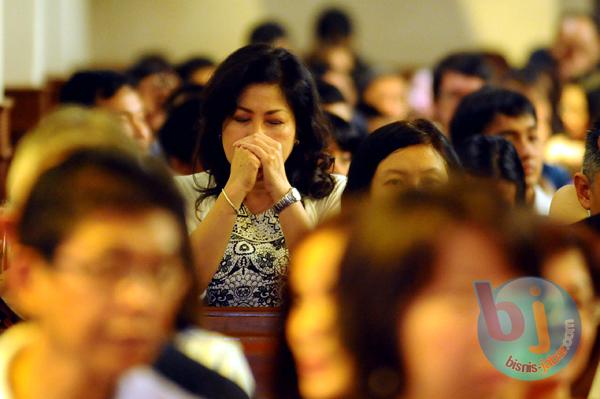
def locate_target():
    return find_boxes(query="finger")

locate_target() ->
[238,142,271,164]
[238,134,281,154]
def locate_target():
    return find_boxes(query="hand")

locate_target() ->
[234,134,292,201]
[225,146,261,201]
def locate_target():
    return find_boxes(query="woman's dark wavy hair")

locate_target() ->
[344,119,461,198]
[193,44,334,207]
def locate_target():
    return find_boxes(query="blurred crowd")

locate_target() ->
[0,6,599,399]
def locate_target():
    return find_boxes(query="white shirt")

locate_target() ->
[534,184,553,215]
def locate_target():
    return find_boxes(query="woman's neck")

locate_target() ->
[10,334,115,399]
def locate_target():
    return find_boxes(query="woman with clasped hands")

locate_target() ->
[176,45,345,307]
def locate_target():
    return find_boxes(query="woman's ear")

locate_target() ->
[574,172,593,210]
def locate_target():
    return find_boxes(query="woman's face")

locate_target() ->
[370,144,449,200]
[24,209,189,378]
[221,83,296,163]
[400,226,514,399]
[286,228,354,399]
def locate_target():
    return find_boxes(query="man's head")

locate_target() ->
[12,149,197,377]
[574,125,600,215]
[60,70,152,150]
[433,52,492,132]
[552,13,600,81]
[450,87,542,195]
[248,21,289,48]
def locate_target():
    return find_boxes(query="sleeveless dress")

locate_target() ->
[175,172,346,307]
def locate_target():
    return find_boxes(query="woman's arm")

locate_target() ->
[236,135,313,249]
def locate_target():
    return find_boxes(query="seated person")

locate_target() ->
[361,72,410,125]
[247,21,290,48]
[176,45,346,307]
[127,55,181,132]
[175,57,216,86]
[158,96,204,175]
[550,124,600,228]
[1,108,255,398]
[574,125,600,231]
[1,149,200,398]
[457,135,526,206]
[60,70,153,151]
[432,52,492,133]
[344,119,460,201]
[324,111,363,176]
[450,87,550,214]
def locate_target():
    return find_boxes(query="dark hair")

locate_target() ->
[583,122,600,181]
[503,65,564,134]
[344,119,461,196]
[158,97,203,167]
[18,148,200,327]
[432,52,492,101]
[337,184,527,398]
[315,8,353,44]
[248,21,287,45]
[316,79,346,104]
[457,135,526,203]
[449,86,537,147]
[194,44,334,203]
[175,57,215,83]
[127,54,174,85]
[59,70,132,106]
[324,111,363,153]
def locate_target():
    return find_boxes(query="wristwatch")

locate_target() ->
[273,187,301,214]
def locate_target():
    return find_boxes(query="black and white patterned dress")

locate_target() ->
[175,172,347,308]
[206,205,288,307]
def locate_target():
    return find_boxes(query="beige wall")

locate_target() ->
[0,0,4,100]
[5,0,46,87]
[45,0,92,76]
[89,0,266,67]
[89,0,592,69]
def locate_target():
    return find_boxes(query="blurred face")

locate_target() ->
[137,72,180,131]
[327,142,352,176]
[370,144,449,200]
[27,210,188,378]
[560,83,589,140]
[222,83,296,163]
[401,226,514,399]
[553,16,600,81]
[483,113,542,191]
[190,66,216,86]
[435,72,485,132]
[97,86,153,151]
[540,248,596,385]
[363,75,409,119]
[287,229,354,399]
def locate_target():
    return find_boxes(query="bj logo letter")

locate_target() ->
[475,282,551,353]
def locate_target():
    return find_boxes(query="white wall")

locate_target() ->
[4,0,46,87]
[88,0,592,70]
[0,0,4,101]
[89,0,267,67]
[45,0,91,76]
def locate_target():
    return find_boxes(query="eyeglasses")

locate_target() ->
[51,250,188,293]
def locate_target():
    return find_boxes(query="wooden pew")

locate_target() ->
[201,307,281,399]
